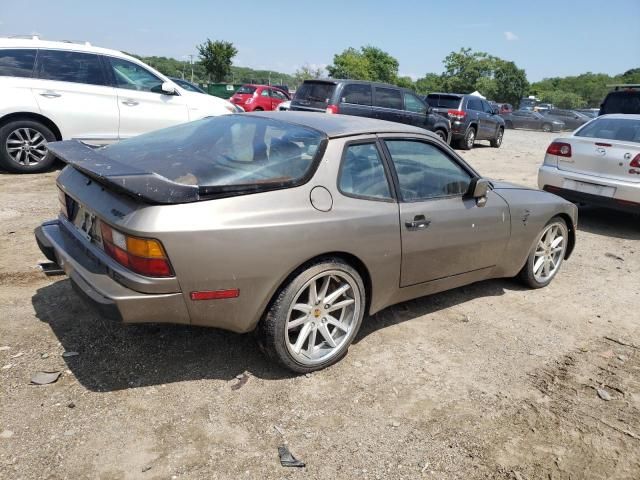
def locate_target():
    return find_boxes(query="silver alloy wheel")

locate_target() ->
[533,222,567,283]
[466,129,475,148]
[5,128,48,166]
[542,123,552,132]
[496,129,503,146]
[285,270,361,366]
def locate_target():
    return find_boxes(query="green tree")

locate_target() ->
[441,48,495,93]
[327,47,372,80]
[395,76,415,89]
[197,39,238,82]
[327,46,399,83]
[361,46,399,84]
[415,73,445,95]
[294,64,325,84]
[536,90,586,109]
[491,60,528,106]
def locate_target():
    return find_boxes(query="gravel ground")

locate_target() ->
[1,129,639,480]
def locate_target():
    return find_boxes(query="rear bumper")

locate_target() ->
[35,221,191,324]
[538,166,640,214]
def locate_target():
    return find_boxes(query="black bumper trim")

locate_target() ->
[543,186,640,214]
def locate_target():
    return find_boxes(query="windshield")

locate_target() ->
[425,95,461,109]
[575,117,640,143]
[98,116,327,191]
[294,82,336,105]
[236,85,257,95]
[602,91,640,115]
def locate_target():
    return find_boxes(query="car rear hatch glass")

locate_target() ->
[601,91,640,115]
[558,117,640,183]
[425,94,462,114]
[292,81,337,111]
[48,115,328,203]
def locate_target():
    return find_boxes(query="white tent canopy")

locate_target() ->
[470,90,486,99]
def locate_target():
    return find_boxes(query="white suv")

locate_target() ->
[0,37,236,173]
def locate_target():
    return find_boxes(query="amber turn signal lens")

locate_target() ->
[126,236,165,258]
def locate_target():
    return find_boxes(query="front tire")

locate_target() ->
[541,123,552,133]
[434,129,448,143]
[518,217,569,288]
[0,120,57,173]
[259,258,365,373]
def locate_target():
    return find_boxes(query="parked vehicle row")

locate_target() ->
[229,84,290,112]
[35,111,577,372]
[290,79,452,144]
[501,110,565,132]
[0,37,236,173]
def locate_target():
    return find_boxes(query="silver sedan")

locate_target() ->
[538,114,640,213]
[36,112,577,372]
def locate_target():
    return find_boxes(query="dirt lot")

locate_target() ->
[1,129,639,480]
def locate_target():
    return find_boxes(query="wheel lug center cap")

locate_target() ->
[313,308,321,318]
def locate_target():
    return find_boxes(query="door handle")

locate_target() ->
[122,99,139,106]
[405,215,431,230]
[39,91,61,98]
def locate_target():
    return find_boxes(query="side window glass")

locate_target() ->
[261,89,271,97]
[0,49,37,77]
[272,89,287,100]
[108,57,163,92]
[341,84,372,105]
[37,50,106,86]
[385,140,471,201]
[467,98,482,111]
[339,143,392,200]
[483,101,494,113]
[374,87,402,110]
[403,92,427,114]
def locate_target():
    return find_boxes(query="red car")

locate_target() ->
[230,84,290,112]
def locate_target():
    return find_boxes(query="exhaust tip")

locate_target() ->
[39,262,65,276]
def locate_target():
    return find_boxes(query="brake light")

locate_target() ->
[447,109,466,120]
[630,154,640,168]
[546,142,572,158]
[57,188,68,219]
[99,222,173,277]
[326,105,339,114]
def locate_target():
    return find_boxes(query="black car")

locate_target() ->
[599,85,640,115]
[501,110,564,132]
[425,93,505,149]
[542,109,590,130]
[290,80,451,143]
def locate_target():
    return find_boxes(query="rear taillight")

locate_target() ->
[546,142,572,158]
[99,222,173,277]
[630,154,640,168]
[326,105,339,114]
[57,188,68,218]
[447,109,466,120]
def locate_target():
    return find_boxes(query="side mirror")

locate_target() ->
[161,82,177,95]
[468,178,490,207]
[427,106,433,114]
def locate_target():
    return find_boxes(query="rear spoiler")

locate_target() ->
[47,140,200,204]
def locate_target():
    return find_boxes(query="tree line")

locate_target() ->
[134,38,639,109]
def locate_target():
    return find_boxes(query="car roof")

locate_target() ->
[426,92,466,97]
[598,114,640,120]
[245,111,436,139]
[301,78,416,91]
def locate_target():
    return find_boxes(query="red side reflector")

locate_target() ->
[190,289,240,301]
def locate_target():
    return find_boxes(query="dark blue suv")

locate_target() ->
[425,93,505,150]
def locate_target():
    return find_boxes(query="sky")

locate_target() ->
[1,0,639,82]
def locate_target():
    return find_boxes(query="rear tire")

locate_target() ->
[434,129,448,143]
[0,120,57,173]
[518,217,569,289]
[258,258,366,373]
[253,107,264,111]
[460,127,476,150]
[490,127,504,148]
[541,123,552,132]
